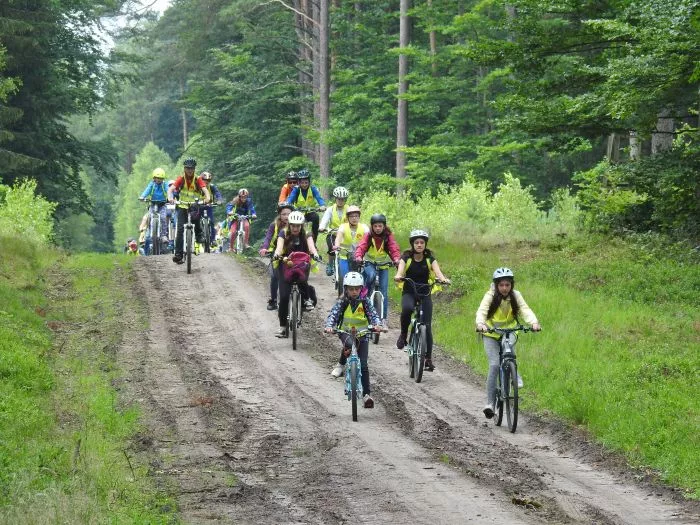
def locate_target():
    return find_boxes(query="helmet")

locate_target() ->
[200,171,212,181]
[286,170,298,181]
[332,186,349,199]
[370,213,387,225]
[492,267,514,281]
[343,271,364,287]
[288,210,306,225]
[345,205,361,216]
[297,168,310,180]
[409,229,430,244]
[152,167,166,179]
[238,188,249,197]
[183,157,197,168]
[277,202,295,213]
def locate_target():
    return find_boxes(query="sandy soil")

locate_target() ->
[118,253,698,524]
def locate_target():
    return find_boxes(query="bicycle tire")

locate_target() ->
[290,287,298,350]
[505,360,519,432]
[372,291,382,344]
[495,364,504,426]
[202,217,211,253]
[236,227,244,254]
[407,329,415,378]
[151,213,160,255]
[350,360,359,422]
[334,258,342,296]
[185,228,192,274]
[415,325,427,383]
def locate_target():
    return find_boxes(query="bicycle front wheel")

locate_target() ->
[414,325,427,383]
[290,287,299,350]
[505,360,519,432]
[407,330,415,378]
[151,215,160,255]
[495,366,504,426]
[185,228,193,274]
[372,292,383,344]
[236,229,244,254]
[350,360,359,422]
[203,219,211,253]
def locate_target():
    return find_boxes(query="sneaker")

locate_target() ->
[161,235,169,243]
[517,374,524,389]
[172,255,184,264]
[325,262,333,276]
[303,299,315,311]
[363,394,374,409]
[266,299,278,311]
[275,326,288,338]
[424,358,435,372]
[483,404,495,419]
[330,363,345,377]
[396,333,407,349]
[381,319,389,331]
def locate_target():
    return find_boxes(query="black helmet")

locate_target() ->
[370,213,387,225]
[297,168,310,180]
[183,157,197,168]
[277,202,295,213]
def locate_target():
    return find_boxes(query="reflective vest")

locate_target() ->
[294,187,317,207]
[484,297,518,339]
[178,176,202,209]
[329,204,348,229]
[338,223,369,259]
[365,236,391,264]
[340,300,368,330]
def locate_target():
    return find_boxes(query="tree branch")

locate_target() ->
[257,0,318,27]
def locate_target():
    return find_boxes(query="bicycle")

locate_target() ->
[484,325,534,433]
[362,260,394,344]
[276,254,314,350]
[176,199,203,275]
[329,326,377,422]
[200,203,218,253]
[397,277,449,383]
[229,214,254,254]
[331,246,360,296]
[166,203,177,253]
[141,199,167,256]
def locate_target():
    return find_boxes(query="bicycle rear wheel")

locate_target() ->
[202,218,211,253]
[185,228,193,274]
[372,291,382,344]
[151,215,160,255]
[290,287,299,350]
[505,360,519,432]
[414,325,427,383]
[350,360,358,422]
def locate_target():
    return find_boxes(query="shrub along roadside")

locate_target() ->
[407,237,699,499]
[0,240,176,522]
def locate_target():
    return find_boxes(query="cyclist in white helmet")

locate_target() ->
[393,229,450,372]
[324,271,382,409]
[476,268,540,419]
[319,186,350,275]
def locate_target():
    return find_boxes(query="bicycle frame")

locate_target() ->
[363,260,393,344]
[332,326,373,422]
[145,200,166,256]
[230,214,253,253]
[176,200,201,274]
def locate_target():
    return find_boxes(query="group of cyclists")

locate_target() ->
[132,157,542,417]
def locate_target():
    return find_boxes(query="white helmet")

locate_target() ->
[332,186,349,198]
[288,211,306,225]
[409,229,430,243]
[492,267,514,281]
[343,271,364,287]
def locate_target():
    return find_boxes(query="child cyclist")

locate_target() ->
[324,271,382,408]
[259,203,294,311]
[393,229,450,372]
[475,267,541,419]
[319,186,350,276]
[354,213,401,330]
[333,205,369,295]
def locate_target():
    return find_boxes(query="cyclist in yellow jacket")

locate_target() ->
[476,267,540,419]
[332,205,369,296]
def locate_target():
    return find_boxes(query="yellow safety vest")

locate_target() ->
[178,176,202,209]
[365,237,390,264]
[396,256,442,293]
[338,223,369,259]
[329,204,349,229]
[294,188,317,207]
[484,298,518,339]
[340,301,368,330]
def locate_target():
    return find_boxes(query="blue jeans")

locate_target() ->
[362,262,389,319]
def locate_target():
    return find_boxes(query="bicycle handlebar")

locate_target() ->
[480,325,538,334]
[328,326,383,337]
[396,277,450,296]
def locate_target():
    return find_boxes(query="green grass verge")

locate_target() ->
[0,236,177,522]
[389,234,699,498]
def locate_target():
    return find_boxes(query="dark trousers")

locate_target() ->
[337,333,370,395]
[400,293,434,358]
[305,212,320,242]
[175,207,203,257]
[268,263,279,302]
[277,266,315,326]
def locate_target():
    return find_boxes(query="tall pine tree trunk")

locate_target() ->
[295,0,315,160]
[427,0,437,76]
[651,108,674,155]
[180,79,188,150]
[396,0,410,188]
[319,0,331,184]
[629,131,641,160]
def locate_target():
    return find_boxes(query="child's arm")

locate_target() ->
[475,288,494,331]
[513,290,540,330]
[324,300,344,332]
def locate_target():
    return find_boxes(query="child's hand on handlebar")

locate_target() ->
[323,327,334,334]
[476,323,488,333]
[531,323,541,331]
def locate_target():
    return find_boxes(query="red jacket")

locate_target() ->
[355,231,401,263]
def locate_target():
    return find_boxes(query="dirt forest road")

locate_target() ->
[121,254,698,524]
